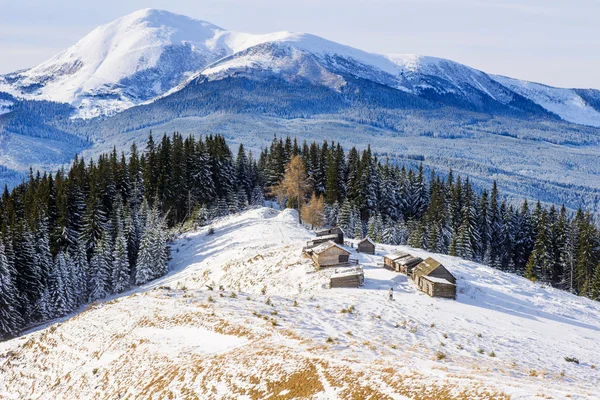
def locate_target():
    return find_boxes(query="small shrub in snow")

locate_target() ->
[326,337,334,343]
[230,292,237,298]
[457,344,464,350]
[208,296,214,303]
[477,348,484,354]
[440,342,445,347]
[564,357,579,364]
[436,351,446,360]
[207,226,215,235]
[489,351,496,357]
[293,300,298,307]
[477,333,483,338]
[443,333,448,339]
[270,319,278,326]
[391,345,397,349]
[409,327,417,334]
[246,296,251,301]
[346,331,352,336]
[265,298,272,306]
[430,323,435,328]
[271,310,278,316]
[591,365,597,370]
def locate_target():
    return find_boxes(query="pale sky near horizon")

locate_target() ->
[0,0,598,89]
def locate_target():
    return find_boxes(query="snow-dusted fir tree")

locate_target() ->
[112,224,130,294]
[48,252,71,318]
[71,240,89,305]
[135,208,158,285]
[29,218,52,323]
[149,205,170,279]
[337,199,354,235]
[250,187,265,208]
[236,188,249,212]
[0,240,23,340]
[88,238,111,302]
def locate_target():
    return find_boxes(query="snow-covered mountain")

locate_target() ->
[1,208,599,398]
[2,8,600,125]
[0,9,230,118]
[3,9,600,209]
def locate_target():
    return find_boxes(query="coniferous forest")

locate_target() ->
[1,132,600,340]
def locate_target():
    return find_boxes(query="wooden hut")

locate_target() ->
[315,227,344,245]
[383,251,409,270]
[411,258,456,299]
[357,237,376,254]
[305,234,340,251]
[396,255,423,275]
[311,241,352,268]
[329,266,364,288]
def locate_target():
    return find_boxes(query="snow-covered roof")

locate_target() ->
[315,234,339,240]
[312,240,350,255]
[422,276,455,285]
[358,237,376,246]
[384,251,409,261]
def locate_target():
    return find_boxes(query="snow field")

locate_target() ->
[1,207,599,399]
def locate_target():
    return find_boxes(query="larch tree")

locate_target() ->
[271,155,310,224]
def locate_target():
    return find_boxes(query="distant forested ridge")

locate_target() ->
[1,132,600,340]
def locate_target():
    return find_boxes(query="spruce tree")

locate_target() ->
[0,240,23,339]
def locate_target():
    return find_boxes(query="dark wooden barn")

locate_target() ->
[411,257,456,299]
[357,237,375,254]
[329,266,365,288]
[315,227,344,245]
[311,241,353,268]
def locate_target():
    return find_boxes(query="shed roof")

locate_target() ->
[414,257,443,276]
[384,251,409,261]
[422,276,455,285]
[358,237,376,246]
[312,241,351,255]
[316,227,344,236]
[396,255,422,266]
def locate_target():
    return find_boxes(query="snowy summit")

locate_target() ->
[1,9,600,126]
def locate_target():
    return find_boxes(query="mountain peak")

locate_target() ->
[115,8,224,32]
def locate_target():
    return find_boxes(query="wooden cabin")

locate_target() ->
[329,266,364,288]
[305,234,340,252]
[311,241,352,268]
[383,251,409,270]
[357,237,376,254]
[315,227,344,245]
[411,257,456,299]
[396,255,423,275]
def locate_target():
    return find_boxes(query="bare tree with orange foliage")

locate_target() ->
[270,155,311,223]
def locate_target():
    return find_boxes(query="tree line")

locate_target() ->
[262,136,600,301]
[2,132,600,340]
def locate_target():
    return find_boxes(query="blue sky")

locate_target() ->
[0,0,598,89]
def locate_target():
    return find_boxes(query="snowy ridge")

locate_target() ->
[1,208,598,399]
[2,8,600,126]
[492,75,600,127]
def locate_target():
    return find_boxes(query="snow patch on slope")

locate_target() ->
[0,100,12,116]
[493,75,600,127]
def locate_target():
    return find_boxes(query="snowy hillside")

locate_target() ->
[493,75,600,127]
[1,208,599,399]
